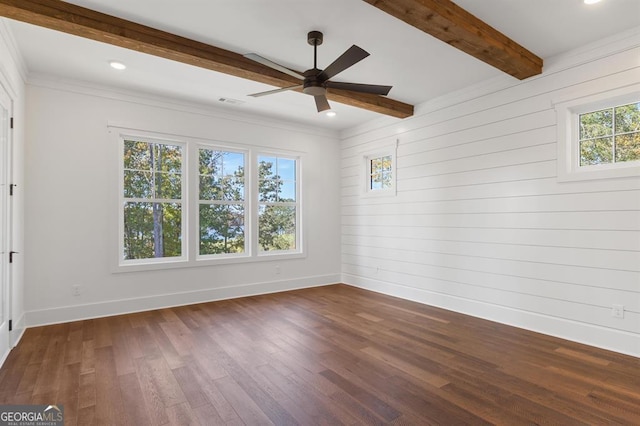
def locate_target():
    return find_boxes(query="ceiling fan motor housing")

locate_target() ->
[307,31,323,46]
[302,69,326,96]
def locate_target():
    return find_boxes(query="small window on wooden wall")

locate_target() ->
[578,102,640,166]
[555,85,640,182]
[363,142,397,196]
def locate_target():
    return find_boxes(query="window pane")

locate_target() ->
[615,103,640,134]
[579,109,613,140]
[615,133,640,163]
[124,140,151,171]
[124,141,182,200]
[124,170,152,198]
[259,205,296,252]
[371,158,382,174]
[371,173,382,190]
[580,137,613,166]
[199,204,245,255]
[381,155,393,171]
[381,170,393,188]
[123,202,182,260]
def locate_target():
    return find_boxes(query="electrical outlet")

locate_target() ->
[72,285,82,296]
[612,304,624,319]
[275,265,281,275]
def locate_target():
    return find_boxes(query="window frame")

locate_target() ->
[362,141,398,197]
[255,152,302,257]
[118,133,188,267]
[111,126,305,273]
[196,144,250,261]
[555,85,640,182]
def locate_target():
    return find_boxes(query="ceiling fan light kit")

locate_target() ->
[245,31,393,113]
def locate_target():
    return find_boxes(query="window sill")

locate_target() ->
[113,251,306,273]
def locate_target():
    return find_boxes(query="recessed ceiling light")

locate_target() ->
[109,61,126,70]
[325,111,337,117]
[584,0,602,4]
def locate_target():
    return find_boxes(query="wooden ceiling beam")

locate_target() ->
[0,0,414,118]
[362,0,543,80]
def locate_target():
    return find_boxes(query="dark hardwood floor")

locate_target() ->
[0,284,639,425]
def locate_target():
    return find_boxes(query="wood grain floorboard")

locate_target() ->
[1,284,639,425]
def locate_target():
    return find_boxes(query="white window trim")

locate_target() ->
[254,151,303,258]
[555,84,640,182]
[117,132,188,267]
[362,139,398,197]
[195,144,251,262]
[109,126,305,273]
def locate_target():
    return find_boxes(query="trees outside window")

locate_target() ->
[258,156,298,252]
[579,102,640,166]
[199,148,246,256]
[122,139,184,261]
[117,131,302,269]
[362,145,396,196]
[369,155,393,190]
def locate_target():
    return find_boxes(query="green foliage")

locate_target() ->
[615,133,640,162]
[122,144,298,260]
[258,157,296,251]
[123,202,182,259]
[580,102,640,165]
[199,204,245,255]
[199,149,246,255]
[258,205,296,251]
[123,140,183,260]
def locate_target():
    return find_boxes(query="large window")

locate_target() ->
[116,129,302,269]
[258,155,298,252]
[121,139,185,262]
[199,148,247,257]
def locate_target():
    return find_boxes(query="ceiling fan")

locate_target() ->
[244,31,392,113]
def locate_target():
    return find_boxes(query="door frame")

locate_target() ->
[0,79,13,364]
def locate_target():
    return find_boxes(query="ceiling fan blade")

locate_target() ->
[244,53,305,80]
[248,85,303,97]
[314,95,331,112]
[319,45,370,81]
[325,81,392,96]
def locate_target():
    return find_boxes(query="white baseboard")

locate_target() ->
[343,274,640,358]
[0,314,25,369]
[25,274,340,327]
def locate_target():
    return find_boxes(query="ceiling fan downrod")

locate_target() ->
[307,30,323,70]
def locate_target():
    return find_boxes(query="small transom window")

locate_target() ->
[579,102,640,166]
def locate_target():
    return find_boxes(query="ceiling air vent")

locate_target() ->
[218,97,245,105]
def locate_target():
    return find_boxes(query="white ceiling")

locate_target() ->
[6,0,640,131]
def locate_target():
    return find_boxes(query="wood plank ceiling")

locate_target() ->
[0,0,543,119]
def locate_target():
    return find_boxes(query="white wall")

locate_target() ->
[341,30,640,357]
[0,20,26,354]
[24,80,342,326]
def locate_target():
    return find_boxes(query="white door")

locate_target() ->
[0,84,12,359]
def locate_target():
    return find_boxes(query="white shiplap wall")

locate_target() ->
[340,30,640,357]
